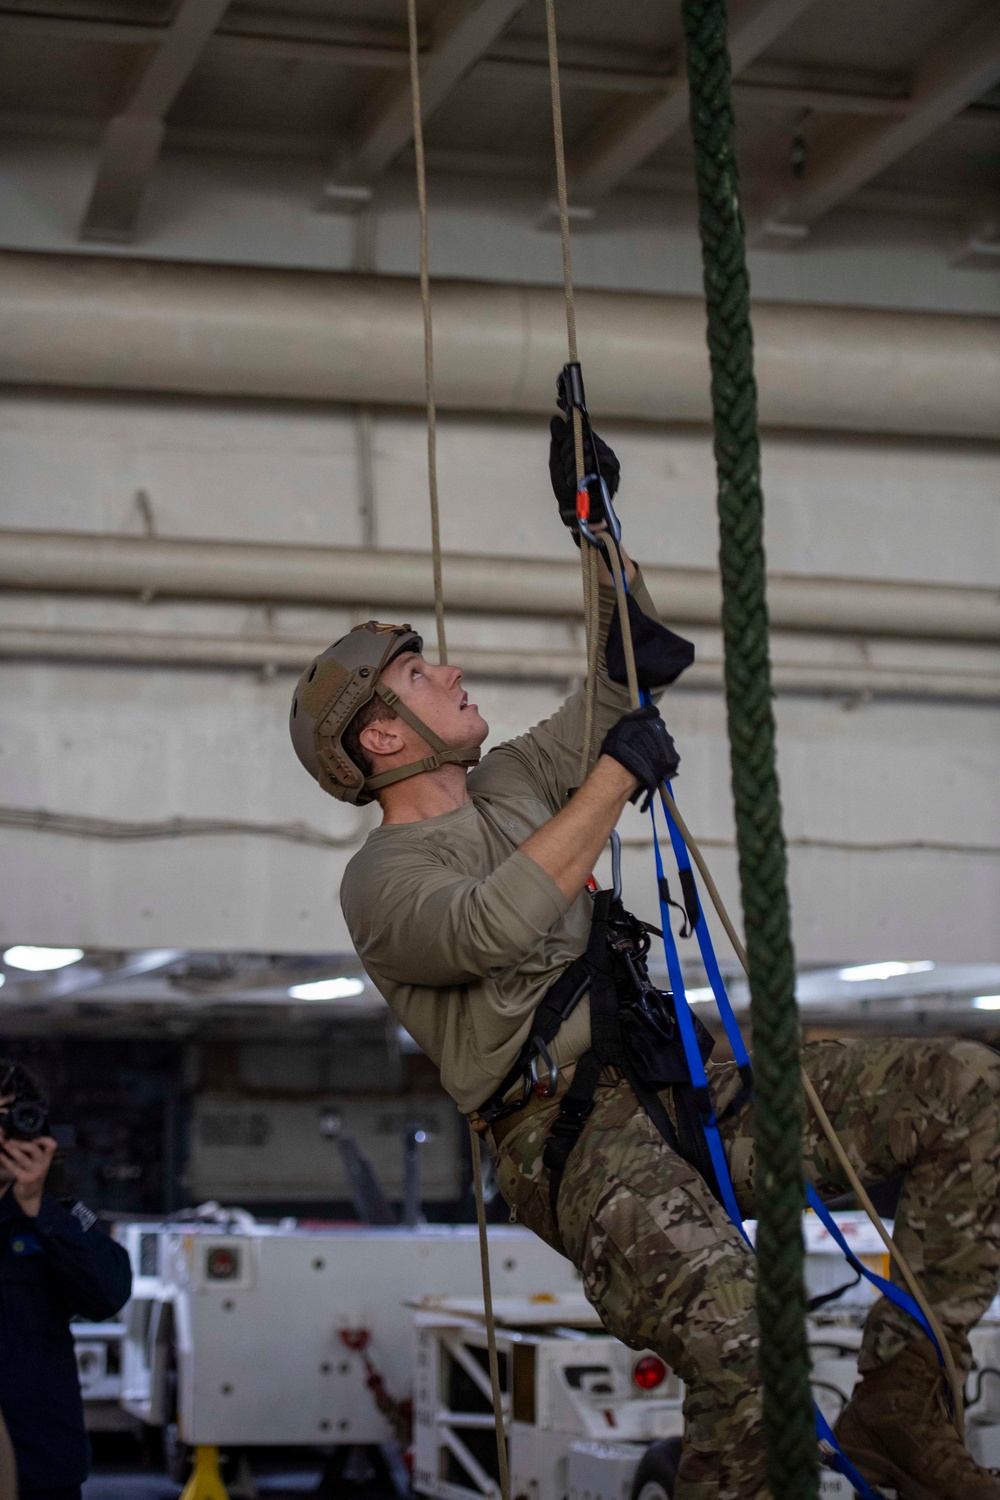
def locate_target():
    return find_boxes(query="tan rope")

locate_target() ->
[603,534,640,708]
[407,4,508,1482]
[407,0,447,665]
[543,0,577,367]
[580,545,600,776]
[470,1123,512,1500]
[578,540,593,780]
[543,0,598,778]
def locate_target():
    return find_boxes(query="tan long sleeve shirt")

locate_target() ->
[340,571,662,1114]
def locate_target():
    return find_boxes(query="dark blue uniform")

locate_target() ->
[0,1188,132,1497]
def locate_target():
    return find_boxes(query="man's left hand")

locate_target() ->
[1,1136,57,1218]
[549,415,621,530]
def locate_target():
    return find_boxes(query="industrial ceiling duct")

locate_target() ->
[0,252,997,439]
[2,530,999,642]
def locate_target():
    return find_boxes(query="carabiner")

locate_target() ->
[526,1039,559,1099]
[610,829,622,902]
[575,473,622,548]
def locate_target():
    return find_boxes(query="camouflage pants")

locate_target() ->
[492,1037,1000,1500]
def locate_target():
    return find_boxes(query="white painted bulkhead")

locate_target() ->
[1,379,997,963]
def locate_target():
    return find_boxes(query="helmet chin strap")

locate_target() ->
[363,682,481,794]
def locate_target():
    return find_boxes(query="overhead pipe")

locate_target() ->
[2,529,1000,643]
[0,251,997,438]
[2,624,999,701]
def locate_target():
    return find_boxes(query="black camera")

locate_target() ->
[0,1100,50,1141]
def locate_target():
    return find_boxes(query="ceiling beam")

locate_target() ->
[0,10,413,67]
[754,4,1000,246]
[0,11,922,115]
[79,0,233,243]
[0,13,167,45]
[0,108,987,233]
[320,0,526,207]
[565,0,818,206]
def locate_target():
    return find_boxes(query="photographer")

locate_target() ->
[0,1061,131,1500]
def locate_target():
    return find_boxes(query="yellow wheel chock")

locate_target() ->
[179,1445,230,1500]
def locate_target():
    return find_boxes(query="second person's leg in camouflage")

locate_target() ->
[717,1034,1000,1500]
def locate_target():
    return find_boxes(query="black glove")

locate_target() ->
[599,705,680,810]
[549,414,621,532]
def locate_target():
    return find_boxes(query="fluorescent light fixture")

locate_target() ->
[837,961,934,983]
[289,976,365,1002]
[0,974,4,989]
[685,987,715,1003]
[973,995,1000,1011]
[3,946,84,972]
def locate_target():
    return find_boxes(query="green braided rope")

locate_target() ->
[680,1,818,1495]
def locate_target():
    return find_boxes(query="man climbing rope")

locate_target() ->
[290,421,1000,1500]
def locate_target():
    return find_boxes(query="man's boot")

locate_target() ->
[833,1337,1000,1500]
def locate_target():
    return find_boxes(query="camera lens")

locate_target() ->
[7,1101,49,1140]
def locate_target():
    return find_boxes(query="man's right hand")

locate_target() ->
[599,705,680,810]
[520,708,679,905]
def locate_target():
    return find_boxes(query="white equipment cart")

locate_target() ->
[412,1293,684,1500]
[115,1220,581,1451]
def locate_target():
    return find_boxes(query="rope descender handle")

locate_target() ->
[557,361,622,547]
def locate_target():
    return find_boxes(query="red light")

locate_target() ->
[633,1355,667,1390]
[206,1246,239,1281]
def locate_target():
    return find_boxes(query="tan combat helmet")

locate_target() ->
[289,621,481,805]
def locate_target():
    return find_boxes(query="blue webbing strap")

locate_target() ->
[648,797,749,1238]
[807,1183,949,1496]
[659,779,750,1073]
[635,685,749,1074]
[657,778,946,1349]
[805,1186,943,1358]
[648,803,884,1497]
[641,701,945,1355]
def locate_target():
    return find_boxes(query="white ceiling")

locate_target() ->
[0,0,996,261]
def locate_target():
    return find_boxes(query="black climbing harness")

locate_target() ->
[479,884,739,1220]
